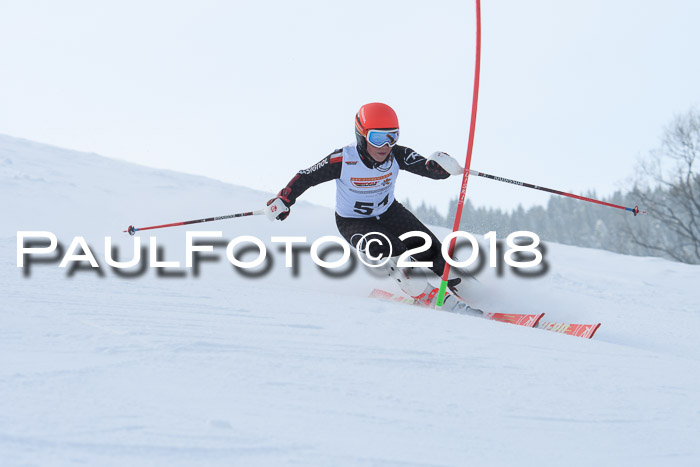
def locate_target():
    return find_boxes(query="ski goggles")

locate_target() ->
[366,129,399,148]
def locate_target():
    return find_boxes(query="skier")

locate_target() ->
[265,102,473,310]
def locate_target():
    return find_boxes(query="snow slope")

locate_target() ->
[2,134,700,466]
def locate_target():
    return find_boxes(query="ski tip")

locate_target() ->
[537,320,602,339]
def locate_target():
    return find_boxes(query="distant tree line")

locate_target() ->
[405,108,700,265]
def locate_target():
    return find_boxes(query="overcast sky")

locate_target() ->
[1,0,698,215]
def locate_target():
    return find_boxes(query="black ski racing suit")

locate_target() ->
[276,144,451,276]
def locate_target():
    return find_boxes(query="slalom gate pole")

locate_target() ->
[436,0,482,309]
[467,169,645,215]
[123,209,265,235]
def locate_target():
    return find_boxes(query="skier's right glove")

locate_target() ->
[427,152,464,176]
[265,189,291,221]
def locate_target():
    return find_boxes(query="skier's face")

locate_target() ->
[366,140,392,163]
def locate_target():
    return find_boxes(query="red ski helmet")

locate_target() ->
[355,102,399,136]
[354,103,399,156]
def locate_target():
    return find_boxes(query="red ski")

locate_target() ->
[484,311,544,328]
[537,320,601,339]
[369,289,543,329]
[369,289,601,338]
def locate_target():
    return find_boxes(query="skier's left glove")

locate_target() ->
[265,189,292,221]
[427,151,464,176]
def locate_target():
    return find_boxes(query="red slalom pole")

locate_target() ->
[468,169,646,215]
[436,0,482,308]
[124,209,265,235]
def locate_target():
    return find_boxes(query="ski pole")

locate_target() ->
[124,209,265,235]
[468,169,646,215]
[436,0,482,309]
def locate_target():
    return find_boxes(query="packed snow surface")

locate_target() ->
[2,134,699,466]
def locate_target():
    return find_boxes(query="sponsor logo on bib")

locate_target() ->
[350,173,393,188]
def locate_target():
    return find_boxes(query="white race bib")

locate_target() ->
[335,145,399,218]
